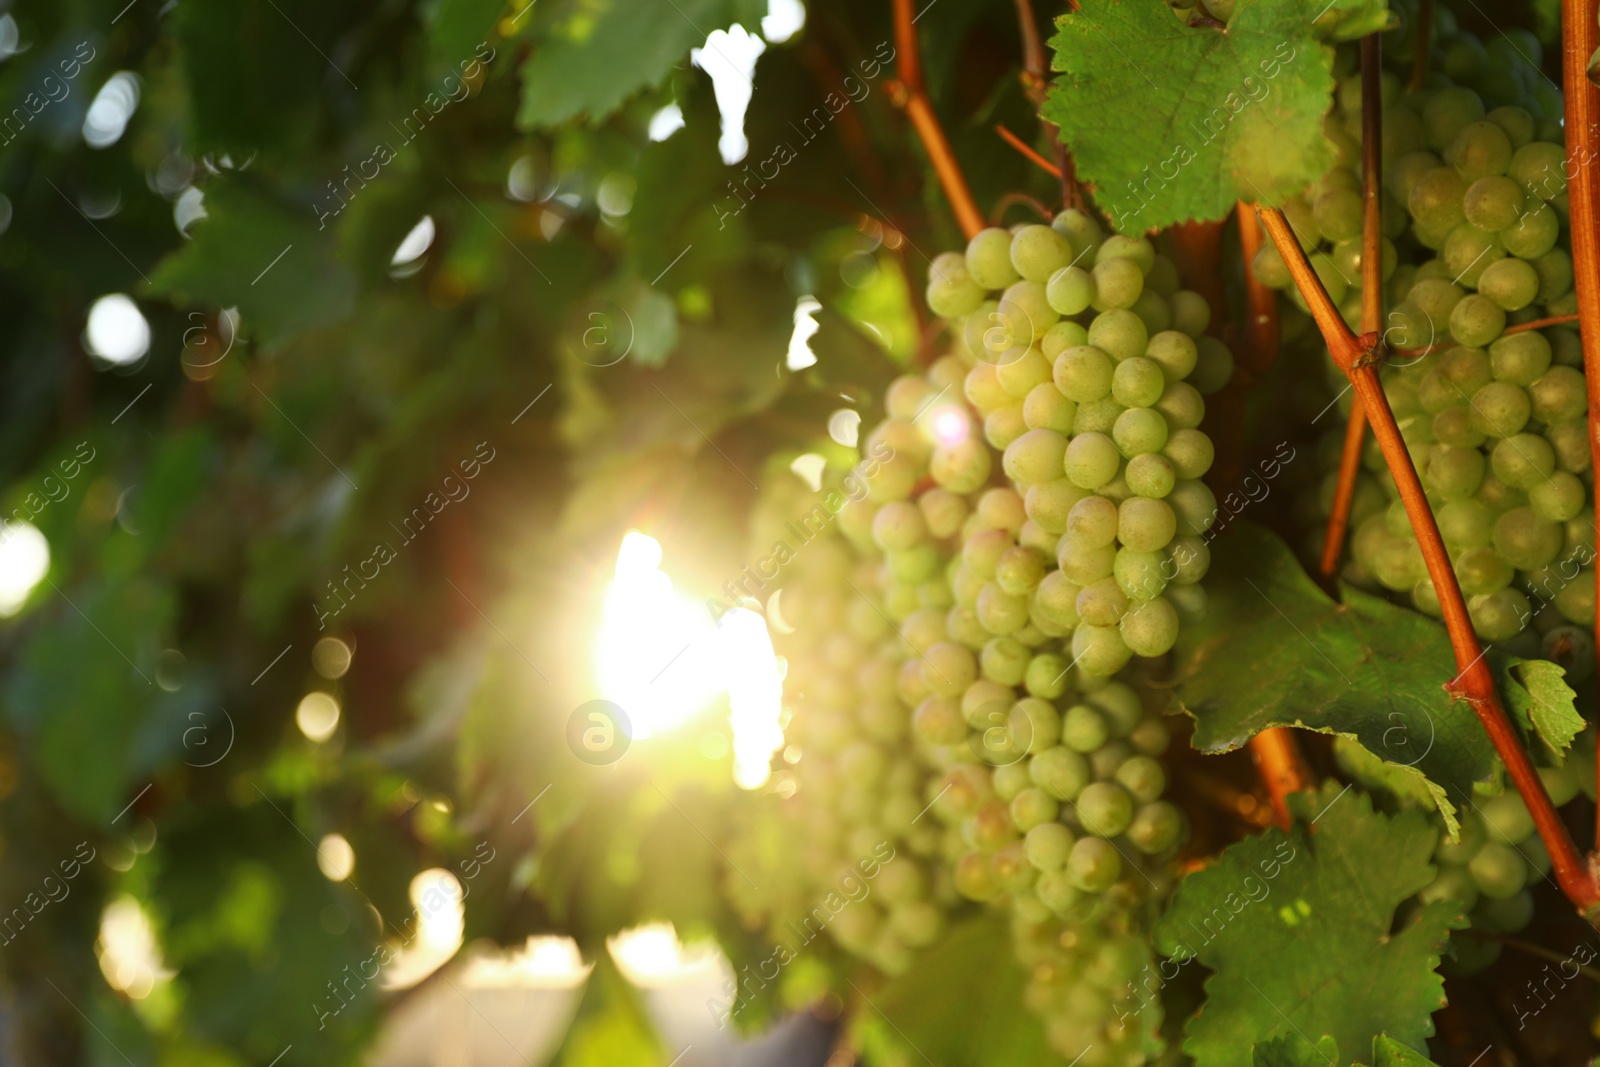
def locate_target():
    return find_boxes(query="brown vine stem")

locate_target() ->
[1410,0,1432,92]
[1320,34,1386,579]
[1013,0,1078,209]
[1259,204,1600,917]
[995,124,1064,178]
[989,191,1055,226]
[1562,0,1600,854]
[888,0,984,240]
[1503,312,1582,336]
[1229,207,1310,827]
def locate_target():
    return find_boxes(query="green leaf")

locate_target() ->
[867,913,1068,1067]
[1155,784,1465,1067]
[517,0,762,130]
[1496,656,1583,762]
[149,181,357,344]
[1253,1034,1340,1067]
[422,0,504,82]
[1170,522,1497,834]
[1372,1034,1443,1067]
[1045,0,1381,231]
[550,957,661,1067]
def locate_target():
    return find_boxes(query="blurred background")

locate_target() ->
[0,0,1058,1062]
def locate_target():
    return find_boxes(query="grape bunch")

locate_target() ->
[927,211,1232,676]
[1264,27,1595,674]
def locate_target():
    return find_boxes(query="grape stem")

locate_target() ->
[1409,0,1432,93]
[1249,727,1313,831]
[1257,204,1600,918]
[1561,0,1600,857]
[1012,0,1079,210]
[1235,202,1282,381]
[988,190,1055,226]
[1502,312,1581,336]
[994,124,1063,179]
[887,0,985,240]
[1320,33,1385,580]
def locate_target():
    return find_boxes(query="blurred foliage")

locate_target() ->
[0,0,1057,1062]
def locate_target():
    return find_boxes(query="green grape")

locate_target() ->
[1467,381,1530,437]
[1075,782,1134,838]
[1023,383,1077,436]
[1112,407,1170,456]
[1492,506,1562,570]
[1011,224,1075,283]
[1155,382,1206,430]
[1169,289,1211,336]
[1071,623,1132,677]
[1441,224,1504,287]
[1408,166,1469,229]
[1047,265,1095,316]
[927,251,987,317]
[1480,793,1535,841]
[1445,120,1513,180]
[1144,330,1199,380]
[1066,495,1120,548]
[1111,357,1166,408]
[1462,175,1525,230]
[1126,801,1182,853]
[1501,200,1559,258]
[1488,432,1554,489]
[1424,86,1487,151]
[1066,836,1122,892]
[1004,428,1069,485]
[1190,337,1235,393]
[1423,444,1485,499]
[1468,841,1528,900]
[1065,433,1122,489]
[1113,547,1168,601]
[1312,187,1363,242]
[1011,788,1061,833]
[1532,247,1574,303]
[1468,587,1534,640]
[1095,234,1156,273]
[1476,257,1539,310]
[1054,345,1115,403]
[1114,756,1166,803]
[1507,140,1567,201]
[1119,597,1179,656]
[967,226,1022,290]
[996,546,1047,596]
[1117,497,1177,553]
[1031,746,1090,801]
[1086,309,1148,363]
[1125,453,1176,498]
[1076,577,1129,627]
[1091,257,1145,311]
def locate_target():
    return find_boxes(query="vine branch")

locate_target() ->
[1410,0,1433,92]
[1503,312,1581,336]
[887,0,985,239]
[1561,0,1600,853]
[995,124,1063,178]
[1013,0,1078,209]
[1258,204,1600,917]
[1321,33,1385,579]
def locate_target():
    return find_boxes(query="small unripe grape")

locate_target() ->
[1476,257,1539,310]
[1155,381,1206,430]
[977,582,1030,635]
[1127,801,1182,854]
[1455,546,1513,595]
[1125,453,1176,498]
[1066,836,1123,892]
[1442,224,1504,287]
[1423,87,1486,151]
[966,227,1021,290]
[873,501,929,551]
[1011,223,1075,282]
[1112,357,1166,408]
[1025,821,1076,871]
[1446,120,1513,180]
[1162,428,1214,479]
[1026,479,1089,534]
[1023,652,1069,699]
[1117,497,1177,553]
[1004,428,1068,484]
[1041,320,1090,360]
[1408,166,1469,228]
[1489,433,1554,489]
[1493,506,1562,570]
[1468,381,1530,438]
[1501,200,1559,259]
[1120,596,1179,656]
[1145,332,1199,384]
[1086,309,1148,363]
[1113,547,1168,601]
[1463,175,1526,230]
[1023,382,1076,435]
[1480,793,1535,841]
[1115,756,1166,803]
[913,695,968,746]
[1095,234,1155,273]
[1031,746,1090,801]
[1169,290,1211,336]
[927,252,986,317]
[1468,587,1534,641]
[931,438,992,493]
[1054,345,1115,403]
[1113,407,1170,456]
[1533,247,1575,303]
[919,488,968,539]
[1011,788,1061,833]
[1065,433,1123,489]
[1057,540,1116,585]
[1189,337,1235,394]
[1091,257,1145,311]
[1469,841,1528,900]
[1076,576,1130,627]
[996,545,1047,595]
[1071,623,1133,677]
[1167,479,1219,537]
[1417,866,1479,912]
[954,850,1000,901]
[1046,265,1095,316]
[1032,571,1082,631]
[1508,141,1567,201]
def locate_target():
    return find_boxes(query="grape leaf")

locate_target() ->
[1372,1034,1443,1067]
[148,181,357,344]
[1170,522,1497,834]
[517,0,766,130]
[1044,0,1384,233]
[1253,1035,1339,1067]
[867,913,1069,1067]
[1496,657,1583,762]
[423,0,504,82]
[1155,784,1465,1067]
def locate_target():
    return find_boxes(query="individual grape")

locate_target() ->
[1424,86,1487,150]
[1091,257,1144,311]
[1446,120,1513,180]
[1031,746,1090,801]
[997,344,1054,399]
[1501,200,1559,258]
[1119,597,1178,656]
[1189,337,1236,394]
[967,227,1021,290]
[1065,836,1122,892]
[1070,623,1132,677]
[1169,290,1211,336]
[1462,175,1525,231]
[927,252,987,318]
[1476,257,1539,310]
[1112,407,1170,456]
[1467,381,1531,437]
[1095,234,1155,273]
[1126,801,1182,854]
[1086,309,1148,363]
[1064,433,1122,489]
[1489,433,1554,489]
[1117,497,1177,553]
[1468,842,1528,900]
[1408,166,1469,229]
[1507,141,1567,201]
[1125,453,1176,499]
[1054,345,1115,403]
[1441,224,1504,287]
[1111,358,1165,409]
[1011,224,1075,283]
[1003,428,1069,485]
[1493,506,1562,570]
